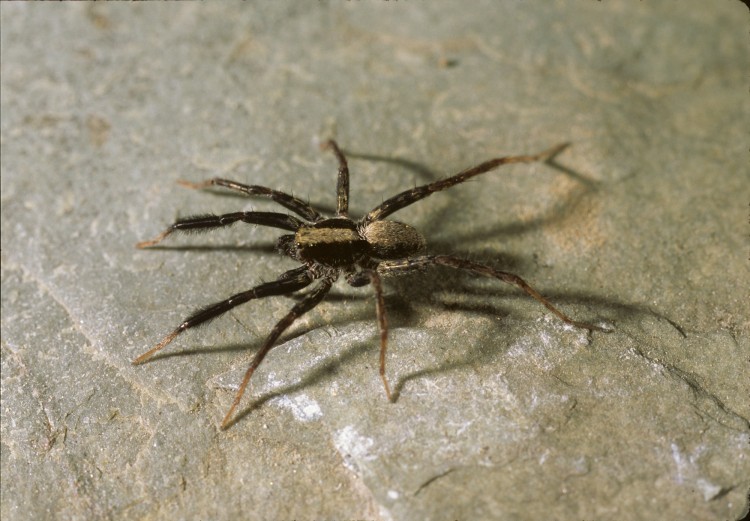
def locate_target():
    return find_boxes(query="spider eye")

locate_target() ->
[363,221,426,259]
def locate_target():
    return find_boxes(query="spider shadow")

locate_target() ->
[141,258,641,430]
[140,255,621,368]
[373,261,623,401]
[327,144,603,255]
[363,144,602,249]
[225,335,379,428]
[435,165,599,250]
[343,147,437,183]
[217,282,513,428]
[387,290,686,401]
[225,274,618,428]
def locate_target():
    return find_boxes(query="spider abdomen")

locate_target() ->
[295,218,368,266]
[362,220,426,260]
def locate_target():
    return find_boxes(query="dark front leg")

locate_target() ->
[177,178,321,222]
[132,266,314,365]
[136,211,304,248]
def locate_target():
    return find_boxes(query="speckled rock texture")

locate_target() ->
[2,3,748,520]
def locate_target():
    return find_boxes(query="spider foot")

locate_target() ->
[220,364,257,430]
[132,329,180,365]
[176,179,209,190]
[381,374,393,402]
[136,230,172,249]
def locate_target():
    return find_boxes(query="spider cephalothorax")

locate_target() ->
[134,140,606,429]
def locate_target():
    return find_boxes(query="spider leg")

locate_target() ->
[364,143,568,224]
[177,178,321,222]
[132,266,314,365]
[321,139,350,217]
[222,277,333,429]
[377,254,607,332]
[345,269,392,400]
[367,270,393,401]
[136,211,305,248]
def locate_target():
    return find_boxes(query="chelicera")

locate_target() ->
[134,140,606,429]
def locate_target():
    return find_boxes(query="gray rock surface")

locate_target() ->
[2,2,748,520]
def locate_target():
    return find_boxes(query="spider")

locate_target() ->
[134,140,606,429]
